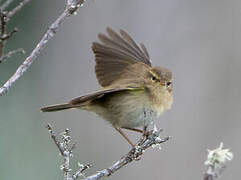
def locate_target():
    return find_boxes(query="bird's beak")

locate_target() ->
[160,81,166,86]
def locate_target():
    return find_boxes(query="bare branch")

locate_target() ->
[204,166,216,180]
[0,10,7,55]
[0,0,14,10]
[46,124,90,180]
[73,164,91,180]
[0,0,30,60]
[46,123,169,180]
[0,0,86,96]
[46,124,65,156]
[47,124,73,180]
[7,0,31,18]
[0,48,25,63]
[0,27,18,40]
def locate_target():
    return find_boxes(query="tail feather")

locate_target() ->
[41,103,75,112]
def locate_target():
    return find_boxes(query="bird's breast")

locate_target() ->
[151,88,173,113]
[89,89,171,129]
[110,92,161,128]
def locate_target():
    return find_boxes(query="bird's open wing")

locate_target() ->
[92,27,151,87]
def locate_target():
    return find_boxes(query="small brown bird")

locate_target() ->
[41,28,173,147]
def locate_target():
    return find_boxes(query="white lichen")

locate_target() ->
[205,142,233,169]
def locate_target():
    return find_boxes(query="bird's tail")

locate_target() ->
[41,103,77,112]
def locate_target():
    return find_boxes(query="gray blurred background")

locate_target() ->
[0,0,240,179]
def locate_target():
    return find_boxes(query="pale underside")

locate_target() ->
[80,90,165,128]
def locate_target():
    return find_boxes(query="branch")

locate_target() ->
[203,143,233,180]
[46,124,169,180]
[8,0,31,18]
[0,10,8,55]
[0,0,14,10]
[46,124,91,180]
[0,0,86,96]
[0,48,25,63]
[0,0,30,61]
[0,27,18,40]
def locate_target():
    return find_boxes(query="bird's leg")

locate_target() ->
[122,126,150,136]
[143,125,151,136]
[122,127,143,134]
[114,127,134,147]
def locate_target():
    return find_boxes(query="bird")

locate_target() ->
[41,27,173,147]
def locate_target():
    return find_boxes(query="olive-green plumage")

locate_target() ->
[41,27,173,146]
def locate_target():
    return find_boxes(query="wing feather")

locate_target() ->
[70,87,142,105]
[119,29,150,64]
[92,28,152,87]
[140,43,150,59]
[106,28,145,61]
[98,33,142,60]
[93,42,140,62]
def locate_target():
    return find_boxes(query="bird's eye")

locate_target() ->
[152,76,157,81]
[166,81,172,87]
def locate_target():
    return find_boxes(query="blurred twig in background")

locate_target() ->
[204,143,233,180]
[7,0,31,18]
[0,48,24,63]
[0,0,29,63]
[0,0,15,10]
[46,124,169,180]
[0,0,86,96]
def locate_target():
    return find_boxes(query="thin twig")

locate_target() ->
[0,48,25,63]
[8,0,31,18]
[46,124,90,180]
[46,124,65,156]
[0,0,30,58]
[0,0,14,10]
[0,0,86,96]
[47,124,72,180]
[204,166,216,180]
[0,27,18,40]
[0,10,6,34]
[72,164,91,180]
[0,10,7,55]
[46,124,169,180]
